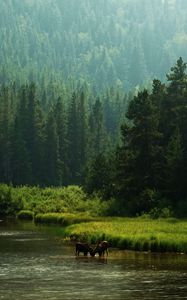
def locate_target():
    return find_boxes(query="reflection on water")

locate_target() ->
[0,220,187,300]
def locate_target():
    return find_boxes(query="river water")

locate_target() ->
[0,220,187,300]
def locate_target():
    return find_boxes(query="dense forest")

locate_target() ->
[0,80,128,187]
[1,58,187,217]
[1,0,187,217]
[1,0,187,90]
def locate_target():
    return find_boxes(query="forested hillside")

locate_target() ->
[0,80,128,186]
[1,0,187,90]
[1,58,187,217]
[1,0,187,217]
[86,58,187,217]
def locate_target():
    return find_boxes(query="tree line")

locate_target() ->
[0,80,127,187]
[86,58,187,217]
[1,58,187,217]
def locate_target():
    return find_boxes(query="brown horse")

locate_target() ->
[93,241,109,257]
[75,242,95,256]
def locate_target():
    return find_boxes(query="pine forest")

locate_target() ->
[1,0,187,218]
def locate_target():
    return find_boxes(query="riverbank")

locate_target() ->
[32,213,187,254]
[1,220,187,300]
[1,183,187,254]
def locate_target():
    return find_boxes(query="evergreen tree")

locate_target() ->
[0,86,13,183]
[85,153,112,199]
[67,92,79,184]
[26,83,44,184]
[115,90,163,214]
[164,58,187,204]
[76,90,88,183]
[166,57,187,94]
[54,97,68,185]
[165,127,184,202]
[88,98,108,159]
[44,110,62,186]
[11,86,32,185]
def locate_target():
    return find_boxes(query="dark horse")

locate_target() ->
[75,242,95,256]
[93,241,109,257]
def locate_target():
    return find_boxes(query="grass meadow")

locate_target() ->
[63,217,187,253]
[1,183,187,253]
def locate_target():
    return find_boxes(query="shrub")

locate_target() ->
[149,207,173,219]
[11,185,107,216]
[138,189,159,213]
[0,184,23,216]
[17,210,34,220]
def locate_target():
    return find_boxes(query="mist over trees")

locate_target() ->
[1,58,187,217]
[1,1,187,217]
[86,58,187,217]
[0,81,127,186]
[1,0,187,90]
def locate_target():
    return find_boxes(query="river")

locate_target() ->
[0,219,187,300]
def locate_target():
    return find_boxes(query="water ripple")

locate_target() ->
[0,224,187,300]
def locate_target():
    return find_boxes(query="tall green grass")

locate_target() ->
[1,183,187,253]
[35,212,95,225]
[63,217,187,253]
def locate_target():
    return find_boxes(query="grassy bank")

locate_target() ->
[34,212,96,225]
[63,217,187,254]
[31,212,187,253]
[1,183,187,253]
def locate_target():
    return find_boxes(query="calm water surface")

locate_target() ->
[0,220,187,300]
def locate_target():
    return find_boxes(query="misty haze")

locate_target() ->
[0,1,187,300]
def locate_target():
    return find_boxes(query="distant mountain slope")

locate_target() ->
[1,0,187,89]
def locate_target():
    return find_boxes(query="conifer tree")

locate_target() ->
[54,97,68,185]
[12,85,32,184]
[0,86,13,183]
[67,92,79,184]
[44,110,62,186]
[76,90,88,183]
[26,83,44,184]
[115,90,163,214]
[88,98,108,159]
[85,153,111,198]
[165,127,184,202]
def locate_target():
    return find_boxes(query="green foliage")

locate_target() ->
[0,184,23,216]
[1,184,112,217]
[147,207,173,220]
[17,210,34,220]
[137,189,161,213]
[1,50,187,219]
[85,153,113,199]
[112,58,187,216]
[34,213,94,226]
[63,217,187,253]
[0,82,126,187]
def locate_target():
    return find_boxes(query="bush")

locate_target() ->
[138,189,159,213]
[0,184,23,216]
[0,184,110,217]
[149,207,173,219]
[11,185,107,216]
[17,210,34,220]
